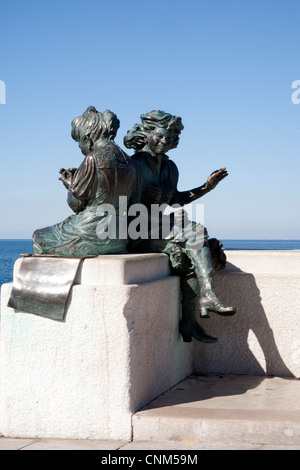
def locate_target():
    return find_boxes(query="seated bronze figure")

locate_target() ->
[124,111,236,343]
[33,106,135,256]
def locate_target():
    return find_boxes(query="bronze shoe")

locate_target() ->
[200,297,237,316]
[179,320,218,343]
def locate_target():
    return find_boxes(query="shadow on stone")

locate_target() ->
[195,262,296,379]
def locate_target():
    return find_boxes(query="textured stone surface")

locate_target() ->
[195,251,300,378]
[132,375,300,446]
[0,437,298,450]
[1,251,299,442]
[222,250,300,274]
[18,439,128,451]
[0,254,193,440]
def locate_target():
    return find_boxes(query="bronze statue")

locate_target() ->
[31,106,236,342]
[10,106,137,321]
[33,106,135,256]
[124,110,236,343]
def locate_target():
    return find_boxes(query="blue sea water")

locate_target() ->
[0,239,32,288]
[0,239,299,289]
[222,239,300,251]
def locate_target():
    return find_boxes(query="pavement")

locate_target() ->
[1,374,299,451]
[0,437,299,450]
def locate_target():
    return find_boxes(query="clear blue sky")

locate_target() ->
[0,0,299,239]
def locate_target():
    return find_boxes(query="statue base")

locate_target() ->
[0,254,193,440]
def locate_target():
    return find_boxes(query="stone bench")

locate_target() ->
[0,250,299,440]
[0,253,193,440]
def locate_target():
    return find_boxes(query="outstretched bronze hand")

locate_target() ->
[205,167,228,191]
[171,167,229,205]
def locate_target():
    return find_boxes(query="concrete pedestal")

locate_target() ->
[0,254,193,440]
[195,251,300,378]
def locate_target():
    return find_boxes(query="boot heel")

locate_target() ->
[199,306,210,318]
[179,321,193,342]
[179,320,217,343]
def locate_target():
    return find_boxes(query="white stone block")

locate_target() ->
[195,251,300,378]
[0,254,193,440]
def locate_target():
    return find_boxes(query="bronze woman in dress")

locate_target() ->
[124,110,236,343]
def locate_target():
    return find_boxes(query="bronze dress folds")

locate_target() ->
[33,139,135,257]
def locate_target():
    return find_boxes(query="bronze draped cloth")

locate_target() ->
[8,255,90,321]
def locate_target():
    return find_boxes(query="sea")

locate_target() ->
[0,239,300,289]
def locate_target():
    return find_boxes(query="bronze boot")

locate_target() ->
[189,245,237,318]
[179,298,218,343]
[179,275,217,343]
